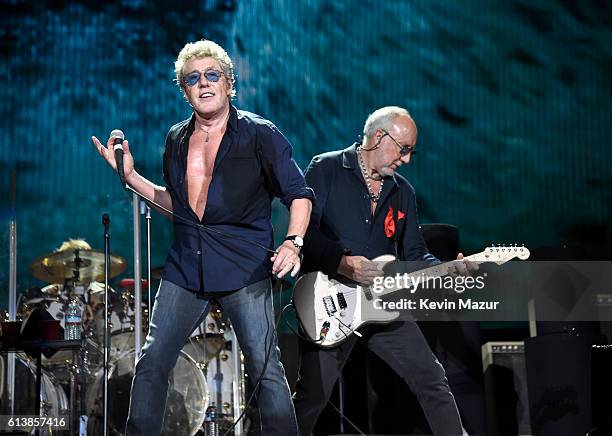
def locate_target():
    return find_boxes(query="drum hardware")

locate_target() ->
[13,231,250,434]
[1,354,70,432]
[117,278,149,293]
[183,307,228,366]
[1,344,79,434]
[29,247,127,284]
[40,283,62,298]
[86,349,209,436]
[8,180,17,416]
[10,287,246,435]
[93,290,149,359]
[102,213,112,436]
[179,313,245,435]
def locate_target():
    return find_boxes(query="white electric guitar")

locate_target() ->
[292,245,530,348]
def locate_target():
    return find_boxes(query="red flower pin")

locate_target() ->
[384,207,406,237]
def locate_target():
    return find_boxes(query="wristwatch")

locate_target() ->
[284,235,304,250]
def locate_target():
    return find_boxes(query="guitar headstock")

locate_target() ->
[471,245,531,264]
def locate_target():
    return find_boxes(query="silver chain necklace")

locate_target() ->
[197,110,230,142]
[357,147,384,202]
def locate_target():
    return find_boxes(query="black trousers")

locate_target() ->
[293,321,464,435]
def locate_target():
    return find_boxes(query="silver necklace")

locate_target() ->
[198,111,230,142]
[357,147,384,202]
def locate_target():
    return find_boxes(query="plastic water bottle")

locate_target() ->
[64,299,82,340]
[204,405,218,436]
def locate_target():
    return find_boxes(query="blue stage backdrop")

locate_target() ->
[1,0,611,306]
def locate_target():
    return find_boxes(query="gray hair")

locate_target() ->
[174,40,236,98]
[363,106,413,139]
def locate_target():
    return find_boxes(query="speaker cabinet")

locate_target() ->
[482,341,532,436]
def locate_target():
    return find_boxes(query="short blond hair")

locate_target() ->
[56,238,91,252]
[174,40,236,98]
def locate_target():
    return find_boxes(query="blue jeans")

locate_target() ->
[126,278,297,435]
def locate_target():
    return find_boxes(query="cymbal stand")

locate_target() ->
[7,170,18,415]
[68,254,80,436]
[102,214,111,436]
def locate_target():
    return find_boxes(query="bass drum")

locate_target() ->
[87,349,208,436]
[205,349,236,418]
[92,302,148,358]
[0,354,69,435]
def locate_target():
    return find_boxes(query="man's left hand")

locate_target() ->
[271,240,301,278]
[448,252,479,277]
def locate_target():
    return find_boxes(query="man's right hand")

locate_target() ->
[91,135,135,182]
[337,255,384,285]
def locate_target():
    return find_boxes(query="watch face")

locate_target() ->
[294,236,304,246]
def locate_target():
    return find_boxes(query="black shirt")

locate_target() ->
[302,143,437,277]
[161,105,315,292]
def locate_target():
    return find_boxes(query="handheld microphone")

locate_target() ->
[110,129,126,187]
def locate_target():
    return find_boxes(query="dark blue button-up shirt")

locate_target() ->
[161,105,315,292]
[302,144,437,277]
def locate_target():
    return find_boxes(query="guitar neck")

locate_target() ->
[377,253,485,297]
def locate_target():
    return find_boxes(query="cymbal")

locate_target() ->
[30,249,127,283]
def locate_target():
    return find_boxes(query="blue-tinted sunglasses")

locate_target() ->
[182,69,224,87]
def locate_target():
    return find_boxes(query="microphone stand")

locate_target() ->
[137,199,152,339]
[8,170,17,416]
[132,194,143,360]
[145,205,152,320]
[102,214,111,436]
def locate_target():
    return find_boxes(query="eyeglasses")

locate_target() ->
[381,129,417,156]
[182,69,224,87]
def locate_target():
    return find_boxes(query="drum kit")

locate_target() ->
[3,247,245,435]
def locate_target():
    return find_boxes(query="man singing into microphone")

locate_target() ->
[92,39,313,436]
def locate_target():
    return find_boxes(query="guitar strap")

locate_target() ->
[389,188,407,260]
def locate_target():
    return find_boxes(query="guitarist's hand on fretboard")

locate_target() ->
[337,255,384,285]
[447,252,479,277]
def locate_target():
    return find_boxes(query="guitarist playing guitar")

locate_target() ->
[293,106,476,436]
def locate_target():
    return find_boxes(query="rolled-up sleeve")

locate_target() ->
[258,123,315,207]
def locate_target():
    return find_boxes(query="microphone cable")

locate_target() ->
[121,184,295,434]
[124,184,278,255]
[220,278,285,436]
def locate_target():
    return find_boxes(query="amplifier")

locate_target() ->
[481,341,531,436]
